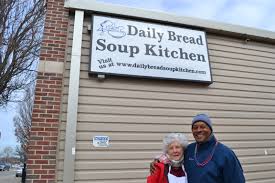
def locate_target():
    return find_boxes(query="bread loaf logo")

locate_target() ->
[97,20,126,38]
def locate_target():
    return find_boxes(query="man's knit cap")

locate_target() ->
[192,113,213,132]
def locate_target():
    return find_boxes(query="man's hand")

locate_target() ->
[150,159,159,174]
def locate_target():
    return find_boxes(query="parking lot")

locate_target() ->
[0,169,21,183]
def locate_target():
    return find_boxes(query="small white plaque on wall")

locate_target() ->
[93,136,110,147]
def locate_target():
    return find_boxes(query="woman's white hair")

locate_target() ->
[163,133,188,153]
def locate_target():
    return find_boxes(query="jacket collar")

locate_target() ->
[196,134,216,149]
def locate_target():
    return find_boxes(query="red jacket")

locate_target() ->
[147,163,168,183]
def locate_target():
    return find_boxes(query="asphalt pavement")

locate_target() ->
[0,169,21,183]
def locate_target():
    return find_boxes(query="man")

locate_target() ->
[151,113,245,183]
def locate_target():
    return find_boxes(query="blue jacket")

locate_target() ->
[184,135,245,183]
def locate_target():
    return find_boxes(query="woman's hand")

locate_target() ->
[150,159,160,174]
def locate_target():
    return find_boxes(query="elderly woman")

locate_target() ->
[147,133,188,183]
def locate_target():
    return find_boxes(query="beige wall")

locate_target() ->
[57,15,275,183]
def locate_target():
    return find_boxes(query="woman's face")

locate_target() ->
[167,141,184,161]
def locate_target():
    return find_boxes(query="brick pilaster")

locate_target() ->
[27,0,69,183]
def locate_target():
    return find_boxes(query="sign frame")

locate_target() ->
[90,14,213,84]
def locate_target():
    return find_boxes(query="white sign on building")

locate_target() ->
[92,136,110,148]
[90,15,212,83]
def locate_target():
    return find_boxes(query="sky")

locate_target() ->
[98,0,275,32]
[0,105,18,151]
[1,0,275,152]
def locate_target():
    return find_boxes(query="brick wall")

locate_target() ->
[40,0,68,63]
[27,0,69,182]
